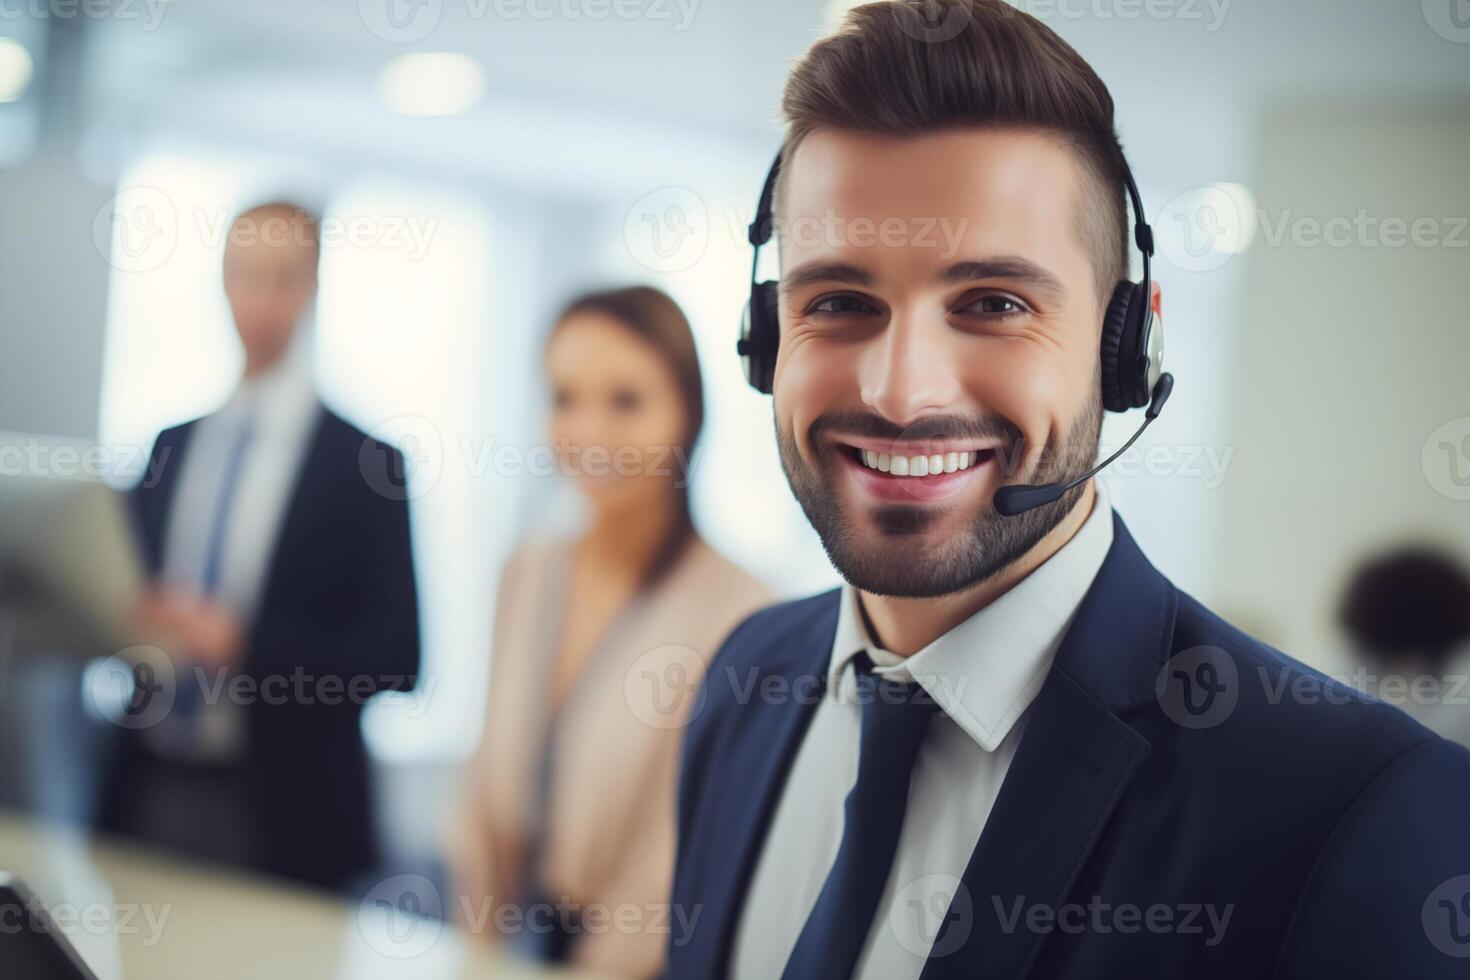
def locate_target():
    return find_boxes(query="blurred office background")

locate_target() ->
[1,0,1468,878]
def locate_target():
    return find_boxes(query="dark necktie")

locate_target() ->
[779,650,941,980]
[200,409,256,595]
[173,409,255,725]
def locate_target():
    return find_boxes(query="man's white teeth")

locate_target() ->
[860,449,980,476]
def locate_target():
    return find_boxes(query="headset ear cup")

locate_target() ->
[747,280,780,394]
[1100,279,1153,412]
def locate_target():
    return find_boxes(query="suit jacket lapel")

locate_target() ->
[132,423,197,575]
[920,514,1175,980]
[694,591,840,979]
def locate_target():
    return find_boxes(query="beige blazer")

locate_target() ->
[448,533,773,979]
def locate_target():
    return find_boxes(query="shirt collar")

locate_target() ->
[827,480,1116,752]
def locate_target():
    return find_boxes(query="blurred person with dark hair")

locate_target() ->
[97,202,421,890]
[447,286,771,978]
[1340,545,1470,747]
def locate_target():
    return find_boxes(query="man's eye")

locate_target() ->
[962,295,1027,316]
[808,294,876,316]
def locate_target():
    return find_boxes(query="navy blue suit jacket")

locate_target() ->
[98,407,421,890]
[670,514,1470,978]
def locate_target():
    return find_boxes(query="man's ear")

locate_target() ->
[1149,280,1163,320]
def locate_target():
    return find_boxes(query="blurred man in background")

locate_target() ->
[96,202,421,891]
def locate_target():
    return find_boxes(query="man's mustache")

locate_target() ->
[807,409,1022,444]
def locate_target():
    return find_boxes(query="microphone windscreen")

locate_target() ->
[993,482,1065,517]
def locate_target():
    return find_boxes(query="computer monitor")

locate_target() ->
[0,874,102,979]
[0,455,144,660]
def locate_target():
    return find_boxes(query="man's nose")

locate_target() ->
[857,316,963,426]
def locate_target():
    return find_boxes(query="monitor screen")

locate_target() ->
[0,877,100,980]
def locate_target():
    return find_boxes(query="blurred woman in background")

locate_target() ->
[448,286,772,978]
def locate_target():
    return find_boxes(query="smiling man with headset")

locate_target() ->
[667,1,1470,977]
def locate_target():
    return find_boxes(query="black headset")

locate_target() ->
[736,148,1167,414]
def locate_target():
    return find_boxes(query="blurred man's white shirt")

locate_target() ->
[150,324,320,762]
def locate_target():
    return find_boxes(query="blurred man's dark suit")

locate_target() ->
[98,403,420,890]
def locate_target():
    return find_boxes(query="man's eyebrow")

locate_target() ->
[778,257,1068,299]
[779,261,875,294]
[940,258,1067,299]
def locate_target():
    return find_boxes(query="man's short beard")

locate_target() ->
[777,388,1104,598]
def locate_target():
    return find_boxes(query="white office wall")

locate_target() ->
[1214,102,1470,669]
[94,153,256,453]
[0,163,113,440]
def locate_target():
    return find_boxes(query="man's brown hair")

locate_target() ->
[779,0,1130,308]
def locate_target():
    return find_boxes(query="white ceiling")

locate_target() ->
[57,0,1470,200]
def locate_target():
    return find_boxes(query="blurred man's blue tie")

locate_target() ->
[172,409,254,723]
[779,651,941,980]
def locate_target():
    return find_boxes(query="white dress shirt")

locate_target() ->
[732,482,1115,980]
[149,327,320,762]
